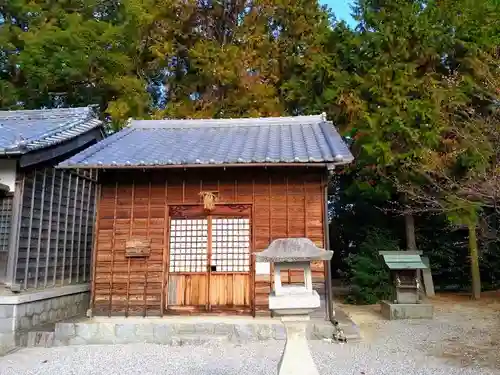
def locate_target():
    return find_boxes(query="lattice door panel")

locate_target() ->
[169,219,208,272]
[211,218,250,272]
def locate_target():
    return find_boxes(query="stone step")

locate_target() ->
[169,334,229,346]
[26,331,55,348]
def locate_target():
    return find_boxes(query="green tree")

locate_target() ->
[141,0,333,118]
[1,0,334,123]
[0,0,149,121]
[308,0,500,298]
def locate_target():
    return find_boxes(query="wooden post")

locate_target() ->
[69,175,79,284]
[82,178,93,282]
[286,176,290,284]
[53,170,64,286]
[44,170,56,288]
[61,173,72,286]
[207,216,212,312]
[161,179,168,316]
[144,179,151,316]
[127,180,135,316]
[34,169,47,288]
[108,181,118,316]
[6,174,25,288]
[90,185,101,315]
[269,175,274,315]
[251,178,256,317]
[24,169,37,289]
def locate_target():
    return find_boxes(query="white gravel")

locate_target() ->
[0,337,496,375]
[1,303,499,375]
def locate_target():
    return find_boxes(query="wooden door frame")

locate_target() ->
[165,203,254,315]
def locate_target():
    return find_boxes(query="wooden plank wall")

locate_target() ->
[93,168,326,316]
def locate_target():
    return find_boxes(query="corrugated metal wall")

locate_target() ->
[14,167,98,289]
[0,194,13,283]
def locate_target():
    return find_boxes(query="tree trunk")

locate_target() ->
[404,213,417,250]
[468,223,481,300]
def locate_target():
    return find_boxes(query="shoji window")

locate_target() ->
[211,218,250,272]
[169,217,250,273]
[169,219,208,272]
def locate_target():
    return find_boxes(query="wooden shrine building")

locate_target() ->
[59,114,354,317]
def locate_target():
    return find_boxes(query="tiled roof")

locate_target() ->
[59,114,354,168]
[0,106,102,154]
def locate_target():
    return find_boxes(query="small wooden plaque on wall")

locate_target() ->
[125,238,151,257]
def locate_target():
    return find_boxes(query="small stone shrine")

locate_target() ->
[379,251,434,320]
[256,238,333,375]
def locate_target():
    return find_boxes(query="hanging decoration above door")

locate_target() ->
[198,191,219,211]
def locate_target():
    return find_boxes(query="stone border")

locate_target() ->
[54,321,337,346]
[0,284,90,305]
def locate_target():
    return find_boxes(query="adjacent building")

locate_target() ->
[0,106,104,353]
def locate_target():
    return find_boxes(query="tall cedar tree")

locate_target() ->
[316,0,500,298]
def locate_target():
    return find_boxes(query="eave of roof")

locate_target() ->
[0,106,103,155]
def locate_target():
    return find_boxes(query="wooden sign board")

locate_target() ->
[125,238,151,257]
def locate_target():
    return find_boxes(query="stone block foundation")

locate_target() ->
[53,317,339,346]
[380,300,434,320]
[0,284,89,355]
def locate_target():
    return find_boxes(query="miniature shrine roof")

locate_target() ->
[256,238,333,263]
[379,251,427,270]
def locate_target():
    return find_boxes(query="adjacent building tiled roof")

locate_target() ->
[59,114,354,168]
[0,106,102,154]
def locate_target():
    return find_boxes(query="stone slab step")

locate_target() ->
[169,334,229,346]
[26,331,55,347]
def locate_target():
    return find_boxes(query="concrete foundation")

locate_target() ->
[0,284,89,355]
[380,300,433,320]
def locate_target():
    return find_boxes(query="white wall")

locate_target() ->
[0,160,17,192]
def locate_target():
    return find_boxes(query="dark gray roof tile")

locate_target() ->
[59,114,353,168]
[0,106,102,154]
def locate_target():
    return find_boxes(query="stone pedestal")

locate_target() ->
[278,316,319,375]
[380,300,434,320]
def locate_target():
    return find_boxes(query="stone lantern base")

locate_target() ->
[270,292,321,375]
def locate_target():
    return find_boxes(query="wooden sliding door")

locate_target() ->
[166,205,252,314]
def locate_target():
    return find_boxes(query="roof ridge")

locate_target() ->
[0,106,96,120]
[130,114,326,129]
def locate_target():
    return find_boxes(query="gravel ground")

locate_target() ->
[0,332,496,375]
[1,294,499,375]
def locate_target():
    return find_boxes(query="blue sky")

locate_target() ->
[321,0,355,26]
